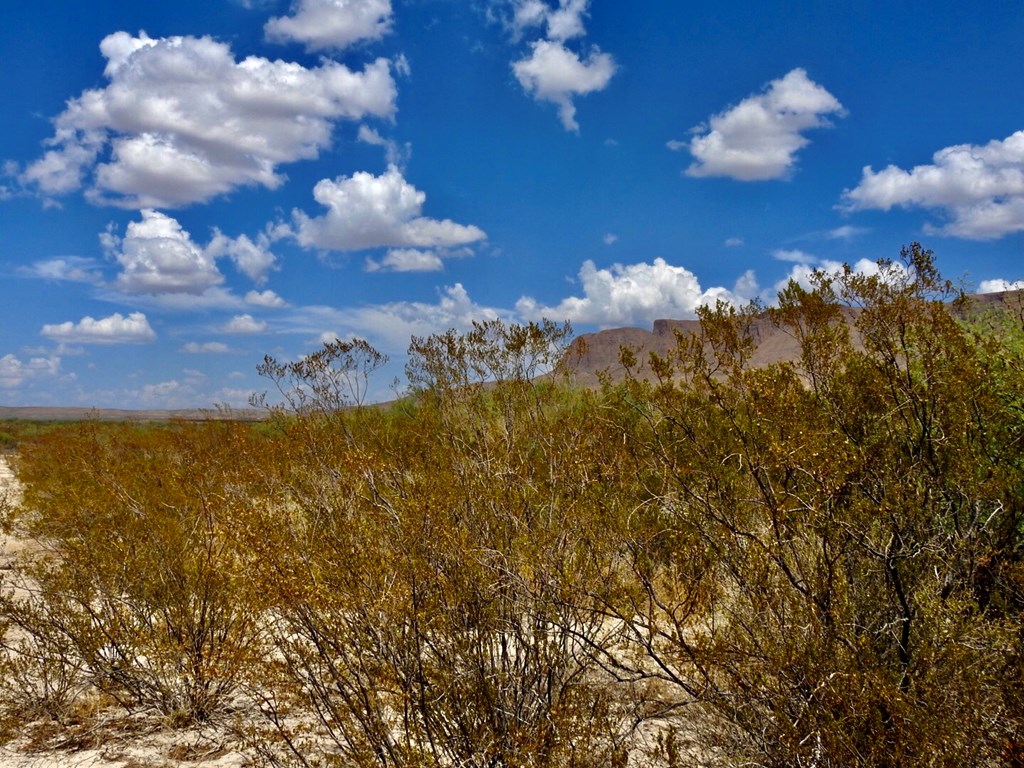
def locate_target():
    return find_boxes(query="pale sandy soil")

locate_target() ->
[0,456,252,768]
[0,455,700,767]
[1,455,26,571]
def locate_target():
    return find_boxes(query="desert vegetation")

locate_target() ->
[1,245,1023,766]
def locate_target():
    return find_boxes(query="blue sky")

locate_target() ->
[2,0,1023,408]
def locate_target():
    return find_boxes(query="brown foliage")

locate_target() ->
[1,249,1023,766]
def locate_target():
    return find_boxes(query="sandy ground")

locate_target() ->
[0,455,24,572]
[0,455,251,768]
[0,455,693,767]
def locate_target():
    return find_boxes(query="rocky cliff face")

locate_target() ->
[558,290,1024,386]
[559,314,810,386]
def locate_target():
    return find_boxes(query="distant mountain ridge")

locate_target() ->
[560,289,1024,386]
[3,291,1022,418]
[0,406,268,423]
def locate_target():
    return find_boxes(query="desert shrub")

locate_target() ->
[0,421,267,725]
[606,245,1024,766]
[239,322,649,767]
[2,248,1022,766]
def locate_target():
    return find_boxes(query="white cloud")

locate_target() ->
[287,284,505,351]
[246,289,288,308]
[22,31,397,208]
[516,258,753,327]
[772,248,817,264]
[978,278,1024,293]
[734,269,759,299]
[513,40,616,132]
[681,68,845,181]
[0,355,25,389]
[724,237,744,247]
[138,379,191,404]
[501,1,614,132]
[511,0,548,36]
[290,165,486,251]
[19,257,104,284]
[545,0,590,41]
[41,312,157,344]
[182,341,231,354]
[222,314,268,334]
[112,287,247,312]
[0,165,15,201]
[357,125,410,167]
[215,387,259,407]
[826,225,868,240]
[109,210,223,294]
[104,210,277,295]
[510,0,591,41]
[20,139,103,197]
[206,230,277,283]
[841,131,1024,239]
[316,331,344,345]
[771,255,894,295]
[265,0,393,52]
[603,233,618,245]
[0,354,62,389]
[366,248,444,272]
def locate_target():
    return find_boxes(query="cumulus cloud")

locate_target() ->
[510,0,548,35]
[502,1,615,132]
[516,258,755,327]
[20,140,103,198]
[103,210,277,295]
[0,354,62,389]
[978,278,1024,293]
[140,380,188,400]
[182,341,231,354]
[511,0,590,41]
[41,312,157,344]
[680,68,845,181]
[365,248,445,272]
[22,31,397,208]
[770,252,896,295]
[290,165,486,252]
[841,131,1024,239]
[246,289,287,308]
[132,377,211,406]
[265,0,393,52]
[222,314,268,334]
[108,210,223,294]
[206,230,277,283]
[513,40,615,132]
